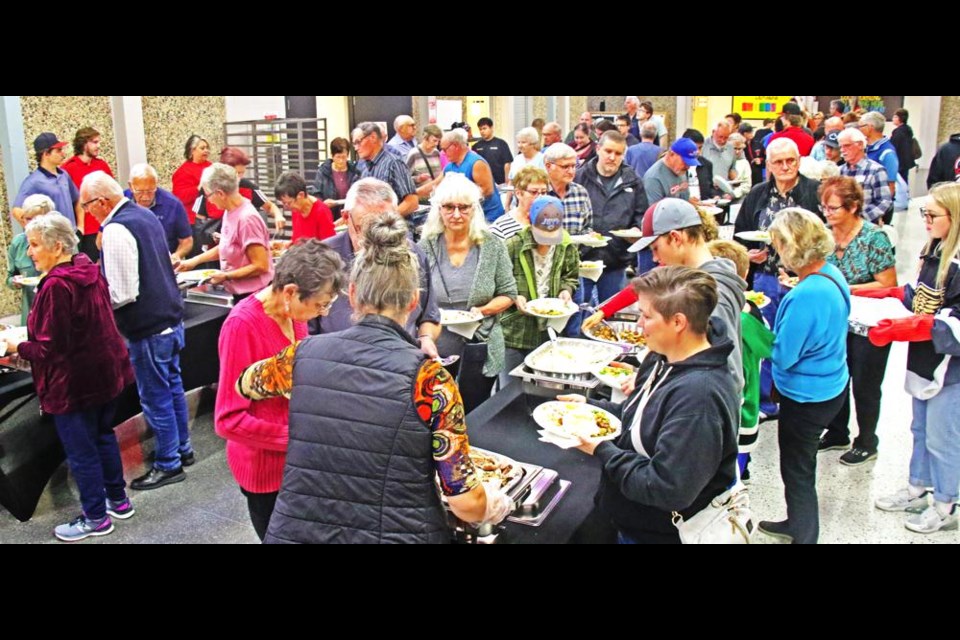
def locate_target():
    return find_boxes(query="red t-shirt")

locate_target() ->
[171,160,211,224]
[768,127,815,157]
[61,155,114,235]
[291,199,335,244]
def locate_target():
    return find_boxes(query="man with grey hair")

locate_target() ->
[123,163,193,260]
[838,128,893,224]
[624,96,642,138]
[441,128,504,222]
[79,170,194,490]
[316,178,441,356]
[544,143,593,234]
[860,111,899,209]
[566,112,597,145]
[701,121,738,181]
[542,122,563,147]
[354,122,419,217]
[624,122,662,177]
[387,115,417,160]
[830,99,847,118]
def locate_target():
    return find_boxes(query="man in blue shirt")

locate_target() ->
[12,132,84,231]
[625,122,662,177]
[123,163,193,260]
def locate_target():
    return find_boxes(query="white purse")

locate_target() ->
[671,482,755,544]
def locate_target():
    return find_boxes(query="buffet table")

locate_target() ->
[466,381,604,544]
[0,303,229,522]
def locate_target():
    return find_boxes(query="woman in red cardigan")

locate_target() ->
[171,134,211,224]
[214,240,345,540]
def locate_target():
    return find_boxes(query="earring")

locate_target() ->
[285,300,291,316]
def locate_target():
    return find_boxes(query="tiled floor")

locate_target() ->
[1,196,956,544]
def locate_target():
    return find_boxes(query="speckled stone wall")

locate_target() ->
[19,96,117,173]
[0,146,17,318]
[142,96,226,189]
[587,95,678,141]
[568,96,588,131]
[938,96,960,145]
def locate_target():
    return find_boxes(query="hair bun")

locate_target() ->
[361,213,410,266]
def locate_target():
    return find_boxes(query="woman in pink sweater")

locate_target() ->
[215,240,345,540]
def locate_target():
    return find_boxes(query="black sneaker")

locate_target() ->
[839,447,878,466]
[818,436,850,452]
[180,451,196,467]
[758,520,793,542]
[741,467,751,485]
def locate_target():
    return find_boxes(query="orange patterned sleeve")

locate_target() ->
[236,342,299,401]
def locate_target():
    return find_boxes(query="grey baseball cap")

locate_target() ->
[629,198,702,252]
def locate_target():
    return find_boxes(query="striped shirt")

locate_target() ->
[841,158,892,223]
[548,181,593,234]
[489,210,526,240]
[359,148,416,201]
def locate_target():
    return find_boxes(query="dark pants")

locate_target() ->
[448,344,496,415]
[78,233,100,263]
[52,398,126,521]
[241,488,278,541]
[824,333,891,452]
[778,386,847,544]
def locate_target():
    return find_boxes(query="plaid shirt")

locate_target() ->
[359,148,416,201]
[841,158,891,222]
[549,181,594,234]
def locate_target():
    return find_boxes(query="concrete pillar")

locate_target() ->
[110,96,147,184]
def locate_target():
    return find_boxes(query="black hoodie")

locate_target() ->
[927,133,960,188]
[592,318,739,543]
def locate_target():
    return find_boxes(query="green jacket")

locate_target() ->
[419,231,518,376]
[501,228,580,351]
[739,309,774,451]
[6,233,39,326]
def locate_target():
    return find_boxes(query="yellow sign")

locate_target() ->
[732,96,794,117]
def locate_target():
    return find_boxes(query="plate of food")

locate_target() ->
[609,228,643,239]
[782,276,800,288]
[580,260,604,270]
[745,291,770,308]
[524,298,578,319]
[0,325,28,344]
[176,269,219,283]
[569,232,610,247]
[533,401,622,442]
[469,448,524,491]
[735,230,772,244]
[586,320,647,350]
[697,205,724,216]
[440,309,483,325]
[592,364,634,389]
[12,275,41,287]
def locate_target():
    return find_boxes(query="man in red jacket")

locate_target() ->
[61,127,114,261]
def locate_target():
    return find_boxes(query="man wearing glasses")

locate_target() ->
[838,128,892,224]
[615,115,641,147]
[441,128,504,223]
[123,163,193,260]
[353,122,419,217]
[314,178,440,357]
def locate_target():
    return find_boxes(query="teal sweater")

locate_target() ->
[6,233,39,326]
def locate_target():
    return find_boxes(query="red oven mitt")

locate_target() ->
[854,286,905,301]
[868,315,934,347]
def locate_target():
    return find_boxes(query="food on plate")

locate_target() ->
[526,298,573,316]
[735,230,772,243]
[580,260,603,269]
[589,324,619,342]
[610,228,642,238]
[619,328,646,346]
[541,403,619,439]
[469,450,521,488]
[745,291,769,307]
[13,276,40,287]
[783,276,800,288]
[598,365,631,378]
[440,309,482,324]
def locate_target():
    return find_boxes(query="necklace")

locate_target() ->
[833,220,862,253]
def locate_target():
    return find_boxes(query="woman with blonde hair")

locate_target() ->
[758,208,850,544]
[864,182,960,533]
[6,194,54,324]
[508,127,545,182]
[419,174,517,413]
[489,165,550,240]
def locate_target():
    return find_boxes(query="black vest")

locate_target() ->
[265,315,449,544]
[102,200,183,340]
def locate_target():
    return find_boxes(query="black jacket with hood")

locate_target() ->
[592,318,740,543]
[927,133,960,188]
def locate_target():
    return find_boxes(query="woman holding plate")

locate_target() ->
[500,196,580,387]
[562,266,740,544]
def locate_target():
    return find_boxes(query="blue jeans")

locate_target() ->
[910,383,960,504]
[563,282,586,337]
[126,323,192,471]
[754,272,786,415]
[53,399,126,520]
[636,248,656,276]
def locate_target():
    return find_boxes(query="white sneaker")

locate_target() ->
[875,487,932,512]
[904,504,958,534]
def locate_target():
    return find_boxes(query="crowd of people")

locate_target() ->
[4,96,960,543]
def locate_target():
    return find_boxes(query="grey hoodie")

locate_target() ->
[700,257,746,392]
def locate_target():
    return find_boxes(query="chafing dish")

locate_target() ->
[524,338,623,376]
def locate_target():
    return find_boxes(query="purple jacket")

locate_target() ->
[17,253,134,414]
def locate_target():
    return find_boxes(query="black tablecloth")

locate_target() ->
[0,303,229,522]
[466,382,603,544]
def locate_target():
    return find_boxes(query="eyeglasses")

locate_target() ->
[440,203,472,215]
[352,132,372,147]
[920,206,950,223]
[524,188,549,197]
[317,294,339,313]
[80,197,102,210]
[549,162,577,172]
[769,157,798,168]
[819,203,845,215]
[132,188,157,196]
